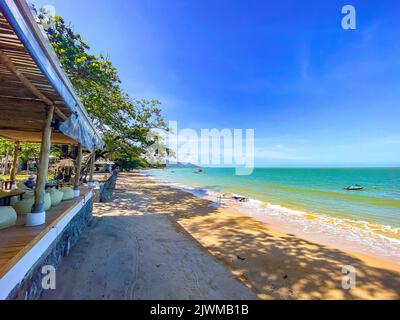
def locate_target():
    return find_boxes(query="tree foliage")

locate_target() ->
[35,9,169,169]
[0,138,13,156]
[0,138,43,172]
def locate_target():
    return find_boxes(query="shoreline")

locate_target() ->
[133,171,400,299]
[145,170,400,267]
[44,171,399,300]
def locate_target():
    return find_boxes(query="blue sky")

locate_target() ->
[33,0,400,167]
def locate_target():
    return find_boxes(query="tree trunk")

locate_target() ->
[89,148,96,183]
[3,149,9,175]
[9,141,20,187]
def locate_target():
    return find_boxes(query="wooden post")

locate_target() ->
[29,105,54,226]
[74,144,83,197]
[88,147,96,184]
[9,141,20,188]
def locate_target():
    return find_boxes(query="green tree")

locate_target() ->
[0,139,41,174]
[19,143,41,165]
[0,139,70,180]
[0,138,13,157]
[35,9,169,169]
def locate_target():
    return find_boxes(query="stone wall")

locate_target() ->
[7,197,93,300]
[99,170,118,203]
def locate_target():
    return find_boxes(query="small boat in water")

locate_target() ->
[344,184,364,191]
[232,195,249,202]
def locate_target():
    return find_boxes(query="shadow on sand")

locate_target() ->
[94,173,400,300]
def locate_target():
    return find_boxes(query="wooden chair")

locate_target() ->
[3,180,14,190]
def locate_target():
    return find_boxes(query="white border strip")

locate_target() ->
[0,191,93,300]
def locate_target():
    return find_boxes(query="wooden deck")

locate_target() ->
[0,186,92,278]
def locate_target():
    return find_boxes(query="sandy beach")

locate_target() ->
[41,172,257,300]
[43,172,400,300]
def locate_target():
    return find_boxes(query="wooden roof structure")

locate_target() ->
[0,0,102,149]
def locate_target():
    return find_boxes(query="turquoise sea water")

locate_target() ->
[151,167,400,229]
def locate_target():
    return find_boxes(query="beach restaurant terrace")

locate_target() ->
[0,0,103,299]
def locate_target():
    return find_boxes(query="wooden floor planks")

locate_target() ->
[0,186,91,278]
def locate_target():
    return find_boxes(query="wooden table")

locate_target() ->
[0,190,26,206]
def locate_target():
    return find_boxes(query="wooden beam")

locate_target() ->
[74,144,83,194]
[0,49,68,121]
[0,130,77,145]
[9,140,20,186]
[0,121,45,131]
[32,104,54,215]
[0,95,41,103]
[0,49,53,106]
[54,106,68,121]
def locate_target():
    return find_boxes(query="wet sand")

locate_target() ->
[43,172,400,300]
